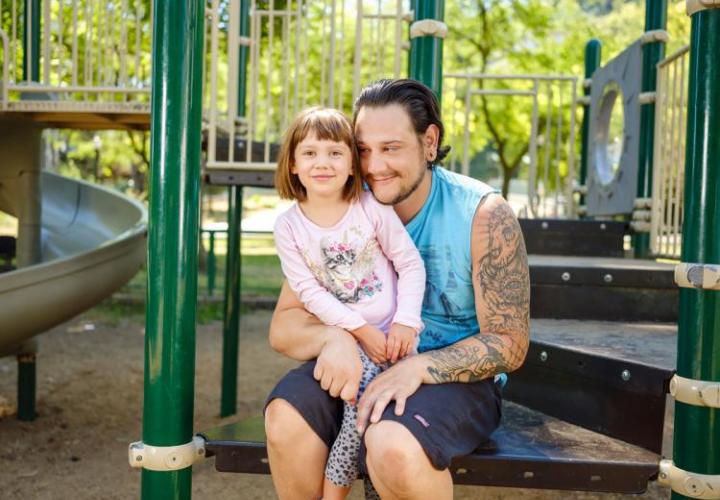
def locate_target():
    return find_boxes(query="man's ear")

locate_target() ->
[423,124,440,160]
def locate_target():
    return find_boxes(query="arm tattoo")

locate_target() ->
[427,335,513,383]
[477,201,530,338]
[426,200,530,383]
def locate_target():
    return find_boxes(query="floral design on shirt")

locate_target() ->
[302,227,383,304]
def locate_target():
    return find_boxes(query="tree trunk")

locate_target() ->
[502,169,512,199]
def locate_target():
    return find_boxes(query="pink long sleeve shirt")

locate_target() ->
[273,191,425,334]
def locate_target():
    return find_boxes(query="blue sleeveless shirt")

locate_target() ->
[405,167,499,352]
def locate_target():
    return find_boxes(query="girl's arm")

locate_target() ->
[363,195,426,332]
[274,217,368,332]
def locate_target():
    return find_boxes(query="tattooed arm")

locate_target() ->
[423,193,530,382]
[356,194,529,431]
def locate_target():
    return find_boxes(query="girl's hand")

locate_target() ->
[387,323,417,363]
[352,324,388,364]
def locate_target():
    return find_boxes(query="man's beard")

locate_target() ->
[370,165,427,206]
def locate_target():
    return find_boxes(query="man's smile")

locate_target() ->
[368,174,397,184]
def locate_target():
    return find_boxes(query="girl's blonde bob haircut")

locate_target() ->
[275,107,363,202]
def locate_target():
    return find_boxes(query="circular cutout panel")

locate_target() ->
[594,81,625,186]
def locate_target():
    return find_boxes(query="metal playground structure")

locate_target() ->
[0,0,695,252]
[0,1,718,499]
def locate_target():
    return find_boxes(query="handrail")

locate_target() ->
[657,45,690,69]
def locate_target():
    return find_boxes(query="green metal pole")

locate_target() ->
[16,155,41,421]
[17,0,42,422]
[207,231,216,297]
[671,7,720,500]
[579,40,601,210]
[17,352,36,420]
[633,0,667,258]
[22,0,40,82]
[141,0,204,498]
[220,0,250,417]
[409,0,445,98]
[236,0,250,118]
[221,188,242,417]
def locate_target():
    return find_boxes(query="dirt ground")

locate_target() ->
[0,307,669,500]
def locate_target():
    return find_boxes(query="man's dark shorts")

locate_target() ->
[265,360,502,471]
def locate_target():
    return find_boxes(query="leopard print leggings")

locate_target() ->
[324,347,382,487]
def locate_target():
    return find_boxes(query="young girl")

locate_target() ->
[272,107,426,499]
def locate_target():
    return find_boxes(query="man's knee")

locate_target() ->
[364,421,427,490]
[265,399,305,448]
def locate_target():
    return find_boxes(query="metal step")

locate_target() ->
[520,219,627,257]
[529,255,677,322]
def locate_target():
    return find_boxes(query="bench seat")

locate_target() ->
[200,401,659,493]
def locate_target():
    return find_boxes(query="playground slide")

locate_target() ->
[0,172,147,356]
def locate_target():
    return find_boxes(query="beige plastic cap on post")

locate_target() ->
[687,0,720,16]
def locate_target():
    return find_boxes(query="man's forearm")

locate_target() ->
[419,332,527,384]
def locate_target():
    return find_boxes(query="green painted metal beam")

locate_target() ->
[580,40,602,211]
[17,352,36,420]
[141,0,205,498]
[221,187,242,417]
[236,0,251,117]
[220,0,251,418]
[22,0,40,82]
[633,0,667,258]
[409,0,445,98]
[207,231,217,297]
[17,0,42,423]
[671,7,720,500]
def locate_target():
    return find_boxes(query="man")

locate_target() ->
[265,79,530,500]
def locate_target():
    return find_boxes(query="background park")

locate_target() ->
[0,0,718,499]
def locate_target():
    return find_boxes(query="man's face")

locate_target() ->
[354,104,427,206]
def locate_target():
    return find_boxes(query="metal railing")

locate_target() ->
[0,0,151,112]
[205,0,410,171]
[443,74,579,218]
[650,45,690,259]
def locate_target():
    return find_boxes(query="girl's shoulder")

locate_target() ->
[358,190,389,214]
[358,190,398,224]
[273,202,301,232]
[358,190,377,206]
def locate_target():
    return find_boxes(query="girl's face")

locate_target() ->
[292,131,354,202]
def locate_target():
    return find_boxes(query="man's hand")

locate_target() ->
[313,329,363,403]
[386,323,417,363]
[352,324,388,364]
[356,355,427,434]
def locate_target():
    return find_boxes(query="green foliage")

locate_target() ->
[442,0,691,197]
[48,129,150,197]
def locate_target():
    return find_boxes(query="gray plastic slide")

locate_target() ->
[0,172,147,356]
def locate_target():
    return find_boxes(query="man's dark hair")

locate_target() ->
[353,79,451,166]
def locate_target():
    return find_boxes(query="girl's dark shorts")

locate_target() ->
[265,360,502,471]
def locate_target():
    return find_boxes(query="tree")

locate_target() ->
[442,0,690,199]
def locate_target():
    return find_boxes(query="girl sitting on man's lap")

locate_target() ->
[272,107,425,499]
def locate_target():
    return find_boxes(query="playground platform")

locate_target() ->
[201,318,676,495]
